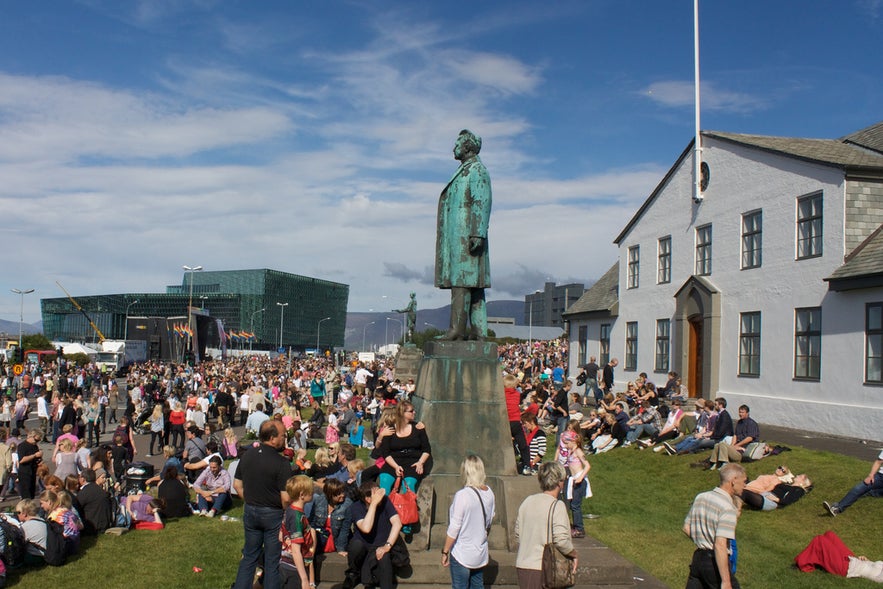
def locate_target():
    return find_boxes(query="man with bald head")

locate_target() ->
[232,420,293,589]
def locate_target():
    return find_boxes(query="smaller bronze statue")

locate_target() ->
[393,292,417,343]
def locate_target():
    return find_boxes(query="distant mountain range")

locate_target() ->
[0,301,528,350]
[345,300,525,350]
[0,319,41,339]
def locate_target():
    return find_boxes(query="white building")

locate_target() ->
[564,122,883,441]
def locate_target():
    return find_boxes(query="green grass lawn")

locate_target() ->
[582,441,883,588]
[5,440,881,588]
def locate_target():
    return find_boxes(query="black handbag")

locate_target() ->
[541,500,575,589]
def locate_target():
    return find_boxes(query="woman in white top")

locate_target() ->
[441,455,495,589]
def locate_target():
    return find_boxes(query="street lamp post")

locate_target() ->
[182,265,203,361]
[317,317,331,356]
[362,321,376,351]
[386,317,403,348]
[11,288,35,351]
[124,299,139,341]
[250,308,266,351]
[276,302,288,349]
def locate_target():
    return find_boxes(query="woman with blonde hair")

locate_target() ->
[147,403,164,457]
[442,455,495,589]
[53,439,79,480]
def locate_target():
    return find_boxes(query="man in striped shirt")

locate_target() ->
[683,463,746,589]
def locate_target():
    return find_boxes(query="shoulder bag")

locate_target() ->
[541,500,575,589]
[390,476,419,525]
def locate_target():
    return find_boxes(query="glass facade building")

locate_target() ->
[41,269,349,354]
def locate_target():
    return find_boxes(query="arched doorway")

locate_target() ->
[674,276,721,399]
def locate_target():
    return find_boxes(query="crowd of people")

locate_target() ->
[0,335,879,588]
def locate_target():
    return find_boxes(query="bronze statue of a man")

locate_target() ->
[435,129,491,340]
[393,292,417,343]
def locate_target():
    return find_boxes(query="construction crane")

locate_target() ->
[55,281,106,343]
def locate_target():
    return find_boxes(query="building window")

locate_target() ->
[695,224,712,276]
[657,236,671,284]
[741,210,762,269]
[655,319,670,372]
[599,324,611,366]
[867,303,883,384]
[625,322,638,371]
[739,312,761,377]
[797,192,823,259]
[794,307,821,380]
[578,325,587,366]
[627,246,640,289]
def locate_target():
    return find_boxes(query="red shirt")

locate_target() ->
[505,387,521,422]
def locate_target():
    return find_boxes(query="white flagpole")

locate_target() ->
[693,0,703,203]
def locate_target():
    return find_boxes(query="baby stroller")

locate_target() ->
[132,403,153,435]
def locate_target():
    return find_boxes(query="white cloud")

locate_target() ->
[0,73,292,163]
[640,80,768,114]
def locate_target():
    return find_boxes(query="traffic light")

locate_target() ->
[14,348,23,363]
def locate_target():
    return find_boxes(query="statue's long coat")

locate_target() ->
[435,155,492,289]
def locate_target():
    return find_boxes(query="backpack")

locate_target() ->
[41,519,67,567]
[0,516,26,568]
[575,372,587,386]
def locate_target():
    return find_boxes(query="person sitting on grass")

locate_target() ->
[156,466,191,519]
[40,489,83,556]
[624,401,661,447]
[15,499,48,566]
[193,455,232,517]
[641,399,685,450]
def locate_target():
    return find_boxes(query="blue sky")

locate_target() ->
[2,0,881,325]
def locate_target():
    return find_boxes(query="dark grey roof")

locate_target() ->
[706,126,883,171]
[825,224,883,290]
[842,121,883,155]
[562,262,618,317]
[615,122,883,246]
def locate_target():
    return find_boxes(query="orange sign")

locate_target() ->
[12,364,24,376]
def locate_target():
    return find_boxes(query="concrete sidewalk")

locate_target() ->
[760,422,882,461]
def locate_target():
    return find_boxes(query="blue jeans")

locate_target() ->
[197,492,230,513]
[834,472,883,511]
[626,424,658,443]
[568,477,587,532]
[450,554,484,589]
[233,504,284,589]
[555,414,569,446]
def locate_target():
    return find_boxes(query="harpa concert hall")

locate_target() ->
[41,269,349,361]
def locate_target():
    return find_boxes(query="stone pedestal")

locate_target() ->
[410,340,535,552]
[393,345,423,385]
[412,340,515,475]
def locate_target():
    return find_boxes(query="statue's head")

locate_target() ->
[454,129,481,160]
[410,292,416,299]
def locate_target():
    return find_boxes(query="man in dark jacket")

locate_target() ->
[77,468,114,535]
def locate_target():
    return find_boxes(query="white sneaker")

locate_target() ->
[199,509,207,517]
[206,510,215,518]
[653,445,665,453]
